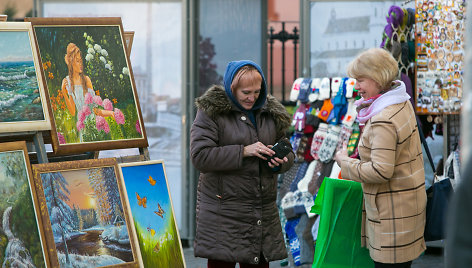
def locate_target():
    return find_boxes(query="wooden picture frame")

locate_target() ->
[25,17,148,155]
[0,22,51,133]
[123,31,134,57]
[0,141,50,267]
[118,160,186,268]
[32,158,142,267]
[0,15,7,22]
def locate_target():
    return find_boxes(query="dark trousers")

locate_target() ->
[207,258,269,268]
[374,260,412,268]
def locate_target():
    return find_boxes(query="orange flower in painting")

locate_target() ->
[112,98,117,104]
[43,63,48,70]
[47,61,51,68]
[48,72,54,80]
[52,103,57,111]
[95,90,100,96]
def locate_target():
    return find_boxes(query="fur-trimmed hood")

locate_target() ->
[195,85,291,137]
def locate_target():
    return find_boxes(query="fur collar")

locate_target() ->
[195,85,291,137]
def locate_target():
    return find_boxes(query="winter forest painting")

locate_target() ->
[0,146,47,267]
[119,161,185,268]
[34,159,139,267]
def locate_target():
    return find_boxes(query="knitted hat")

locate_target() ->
[386,5,404,28]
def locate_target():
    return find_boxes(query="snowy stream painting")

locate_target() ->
[33,159,140,268]
[0,142,47,267]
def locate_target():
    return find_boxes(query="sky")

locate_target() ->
[120,162,173,237]
[61,169,97,210]
[0,31,33,62]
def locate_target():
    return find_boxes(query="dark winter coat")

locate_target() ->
[190,85,294,264]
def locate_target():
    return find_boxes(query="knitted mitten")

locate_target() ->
[290,78,304,102]
[295,214,314,264]
[341,99,358,127]
[318,125,341,163]
[331,77,342,97]
[345,78,356,98]
[297,160,318,192]
[310,123,328,160]
[298,78,312,103]
[285,217,302,266]
[317,99,334,122]
[347,123,360,156]
[292,103,307,132]
[318,77,331,100]
[336,124,353,152]
[290,132,303,154]
[309,78,321,103]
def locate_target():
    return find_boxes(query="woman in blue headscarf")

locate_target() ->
[190,60,294,268]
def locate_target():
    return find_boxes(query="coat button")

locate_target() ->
[241,116,246,121]
[257,220,262,225]
[254,256,259,263]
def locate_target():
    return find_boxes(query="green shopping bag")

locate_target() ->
[311,177,374,268]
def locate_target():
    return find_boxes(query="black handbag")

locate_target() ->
[424,174,453,241]
[417,117,454,241]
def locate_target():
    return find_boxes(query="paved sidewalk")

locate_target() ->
[182,244,445,268]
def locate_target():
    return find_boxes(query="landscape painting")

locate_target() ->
[26,17,147,155]
[0,141,49,267]
[119,160,185,268]
[0,22,50,132]
[32,158,140,268]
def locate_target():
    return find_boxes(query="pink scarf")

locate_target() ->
[354,80,410,124]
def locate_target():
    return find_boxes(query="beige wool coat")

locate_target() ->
[340,100,427,264]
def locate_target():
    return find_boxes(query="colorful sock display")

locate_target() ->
[310,123,328,160]
[318,125,341,163]
[317,99,333,122]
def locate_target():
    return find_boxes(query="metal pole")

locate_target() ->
[269,27,274,95]
[281,22,286,102]
[293,26,298,81]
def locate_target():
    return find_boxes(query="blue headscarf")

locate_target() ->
[223,60,267,128]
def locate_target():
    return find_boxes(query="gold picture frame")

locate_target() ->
[32,158,142,267]
[25,17,148,155]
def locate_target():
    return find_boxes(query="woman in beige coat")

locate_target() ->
[334,48,426,268]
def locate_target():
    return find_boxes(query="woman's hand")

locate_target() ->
[334,142,349,166]
[243,142,274,160]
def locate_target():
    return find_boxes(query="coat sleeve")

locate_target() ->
[340,120,397,183]
[190,109,244,173]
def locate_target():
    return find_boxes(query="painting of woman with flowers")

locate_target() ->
[26,17,148,154]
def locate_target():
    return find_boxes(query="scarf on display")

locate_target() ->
[354,80,410,124]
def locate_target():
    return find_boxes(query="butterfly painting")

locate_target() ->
[119,160,185,267]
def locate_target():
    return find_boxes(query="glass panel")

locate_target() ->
[42,1,183,228]
[199,0,262,96]
[310,1,401,77]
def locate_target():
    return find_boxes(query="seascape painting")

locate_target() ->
[32,158,140,267]
[0,142,48,267]
[119,160,185,268]
[0,23,50,132]
[26,17,147,154]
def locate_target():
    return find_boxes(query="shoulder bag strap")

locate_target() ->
[416,116,436,173]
